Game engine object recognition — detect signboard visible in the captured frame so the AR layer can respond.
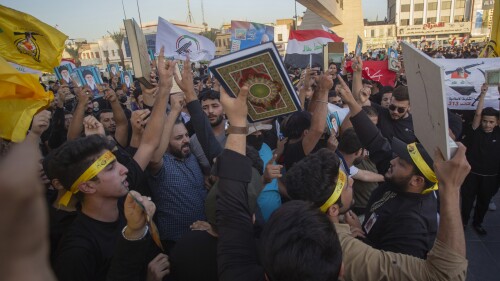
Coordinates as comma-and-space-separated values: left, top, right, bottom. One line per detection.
397, 22, 471, 36
435, 58, 500, 110
230, 20, 274, 52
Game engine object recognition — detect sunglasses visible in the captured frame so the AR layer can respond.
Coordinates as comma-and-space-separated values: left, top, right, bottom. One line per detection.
389, 104, 407, 114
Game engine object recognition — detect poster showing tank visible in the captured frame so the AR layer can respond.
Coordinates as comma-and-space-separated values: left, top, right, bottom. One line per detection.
230, 20, 274, 52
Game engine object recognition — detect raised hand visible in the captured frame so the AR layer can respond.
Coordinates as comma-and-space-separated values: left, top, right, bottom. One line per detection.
174, 57, 195, 95
336, 74, 356, 106
351, 56, 363, 73
170, 93, 186, 114
130, 109, 151, 135
219, 86, 249, 127
157, 46, 176, 92
123, 190, 156, 239
103, 86, 118, 103
30, 110, 51, 137
263, 154, 283, 184
83, 115, 105, 136
316, 73, 334, 92
433, 143, 470, 192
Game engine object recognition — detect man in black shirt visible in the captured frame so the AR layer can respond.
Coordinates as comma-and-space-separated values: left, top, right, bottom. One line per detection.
461, 84, 500, 235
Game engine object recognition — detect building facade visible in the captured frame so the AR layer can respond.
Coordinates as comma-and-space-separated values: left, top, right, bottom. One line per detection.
364, 21, 398, 49
387, 0, 474, 44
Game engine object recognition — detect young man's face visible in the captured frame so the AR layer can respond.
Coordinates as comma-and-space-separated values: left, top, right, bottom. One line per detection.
201, 99, 224, 127
385, 157, 415, 191
328, 96, 343, 106
381, 92, 392, 108
168, 123, 191, 159
99, 112, 116, 133
481, 115, 498, 133
91, 151, 129, 197
389, 98, 410, 120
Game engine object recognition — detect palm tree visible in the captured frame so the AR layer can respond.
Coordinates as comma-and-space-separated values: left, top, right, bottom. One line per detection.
64, 43, 81, 66
108, 31, 126, 69
199, 29, 217, 42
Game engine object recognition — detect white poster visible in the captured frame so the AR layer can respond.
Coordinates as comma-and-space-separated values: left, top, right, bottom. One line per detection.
434, 58, 500, 110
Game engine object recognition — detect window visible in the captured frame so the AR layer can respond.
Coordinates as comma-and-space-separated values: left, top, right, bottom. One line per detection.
95, 52, 100, 59
414, 18, 423, 25
414, 3, 424, 11
371, 30, 375, 37
400, 19, 410, 26
278, 34, 283, 41
455, 0, 466, 8
111, 50, 115, 56
387, 28, 393, 36
454, 15, 464, 22
441, 1, 452, 10
103, 50, 109, 58
441, 16, 450, 22
91, 52, 94, 59
427, 17, 437, 23
401, 4, 410, 12
427, 2, 438, 10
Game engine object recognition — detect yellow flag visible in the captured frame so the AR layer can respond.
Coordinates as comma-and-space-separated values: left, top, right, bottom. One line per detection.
479, 1, 500, 58
0, 56, 53, 142
0, 5, 68, 72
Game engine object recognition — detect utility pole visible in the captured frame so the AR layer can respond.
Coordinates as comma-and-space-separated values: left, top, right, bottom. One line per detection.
121, 0, 127, 19
136, 0, 143, 28
186, 0, 194, 23
201, 0, 208, 31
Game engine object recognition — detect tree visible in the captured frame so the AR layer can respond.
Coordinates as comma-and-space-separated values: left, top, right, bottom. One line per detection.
199, 29, 217, 42
108, 31, 126, 69
64, 43, 81, 66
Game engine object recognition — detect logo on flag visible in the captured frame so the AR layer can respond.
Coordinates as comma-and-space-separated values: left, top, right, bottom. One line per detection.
14, 31, 42, 62
175, 35, 201, 55
155, 17, 215, 62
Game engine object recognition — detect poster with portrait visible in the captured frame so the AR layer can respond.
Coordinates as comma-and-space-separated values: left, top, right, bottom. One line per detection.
107, 64, 120, 78
230, 20, 274, 52
120, 70, 133, 88
388, 47, 400, 72
54, 63, 74, 85
355, 36, 363, 57
75, 66, 104, 99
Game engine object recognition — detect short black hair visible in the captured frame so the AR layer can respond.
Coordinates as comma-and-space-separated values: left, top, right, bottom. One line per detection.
96, 109, 113, 121
328, 90, 338, 98
362, 105, 378, 117
260, 200, 343, 281
282, 111, 311, 140
392, 85, 409, 102
46, 135, 114, 192
482, 107, 499, 118
198, 89, 220, 102
338, 128, 362, 154
285, 148, 341, 208
82, 69, 93, 78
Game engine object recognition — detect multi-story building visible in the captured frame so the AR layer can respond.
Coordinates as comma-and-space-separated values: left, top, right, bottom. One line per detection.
364, 20, 398, 49
387, 0, 473, 44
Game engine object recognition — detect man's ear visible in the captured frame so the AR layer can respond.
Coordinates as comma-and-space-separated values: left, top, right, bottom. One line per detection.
410, 175, 425, 189
327, 204, 340, 218
51, 179, 65, 191
78, 181, 97, 195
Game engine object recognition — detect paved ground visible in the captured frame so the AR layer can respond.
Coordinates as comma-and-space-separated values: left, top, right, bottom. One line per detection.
465, 192, 500, 281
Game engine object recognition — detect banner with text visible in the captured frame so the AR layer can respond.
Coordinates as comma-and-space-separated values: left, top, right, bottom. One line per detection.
230, 20, 274, 52
434, 58, 500, 110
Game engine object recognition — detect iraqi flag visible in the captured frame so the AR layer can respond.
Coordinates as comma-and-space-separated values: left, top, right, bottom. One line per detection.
284, 29, 343, 69
155, 17, 215, 62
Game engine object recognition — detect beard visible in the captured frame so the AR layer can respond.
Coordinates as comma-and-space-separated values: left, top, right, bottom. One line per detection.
169, 143, 191, 159
384, 174, 412, 193
209, 115, 224, 127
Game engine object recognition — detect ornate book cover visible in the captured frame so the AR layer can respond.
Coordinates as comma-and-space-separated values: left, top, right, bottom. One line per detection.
209, 42, 300, 122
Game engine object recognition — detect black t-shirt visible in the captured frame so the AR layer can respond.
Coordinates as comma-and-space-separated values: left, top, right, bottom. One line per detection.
462, 125, 500, 175
372, 102, 417, 144
113, 146, 151, 197
53, 212, 125, 281
282, 140, 306, 172
49, 207, 77, 265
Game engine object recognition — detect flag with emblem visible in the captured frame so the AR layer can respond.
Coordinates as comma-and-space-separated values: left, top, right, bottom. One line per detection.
155, 17, 215, 62
0, 5, 67, 72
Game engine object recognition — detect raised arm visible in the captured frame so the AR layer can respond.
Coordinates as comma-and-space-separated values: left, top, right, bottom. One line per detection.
133, 47, 175, 171
472, 83, 487, 130
302, 74, 332, 155
148, 94, 185, 175
103, 87, 129, 147
351, 56, 366, 105
67, 86, 90, 140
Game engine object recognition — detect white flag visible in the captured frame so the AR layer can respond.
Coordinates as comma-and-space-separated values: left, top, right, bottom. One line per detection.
155, 17, 215, 62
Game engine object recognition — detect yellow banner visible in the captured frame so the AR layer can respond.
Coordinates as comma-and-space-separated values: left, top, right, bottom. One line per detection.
0, 56, 53, 142
0, 5, 68, 72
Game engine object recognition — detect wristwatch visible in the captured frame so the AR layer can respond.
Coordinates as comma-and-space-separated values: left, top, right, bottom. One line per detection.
226, 125, 248, 135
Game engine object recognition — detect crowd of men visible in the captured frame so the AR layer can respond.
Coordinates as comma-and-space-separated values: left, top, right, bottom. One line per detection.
2, 39, 500, 281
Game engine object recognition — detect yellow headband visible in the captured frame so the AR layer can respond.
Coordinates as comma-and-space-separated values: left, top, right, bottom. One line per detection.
406, 143, 438, 195
320, 170, 347, 213
59, 151, 116, 206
